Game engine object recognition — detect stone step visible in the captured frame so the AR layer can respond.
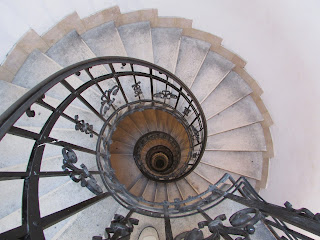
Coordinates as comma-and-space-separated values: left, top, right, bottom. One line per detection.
152, 27, 182, 74
0, 81, 104, 131
110, 154, 140, 188
40, 178, 106, 239
109, 140, 134, 154
195, 161, 257, 188
117, 115, 143, 140
129, 175, 148, 197
81, 21, 127, 57
45, 30, 124, 108
128, 111, 150, 135
80, 21, 138, 103
176, 178, 198, 201
0, 177, 104, 238
207, 95, 263, 136
166, 182, 182, 202
175, 36, 210, 88
184, 171, 212, 194
190, 51, 234, 103
167, 117, 189, 150
142, 179, 156, 202
0, 125, 97, 170
11, 49, 101, 111
201, 151, 263, 180
206, 123, 266, 151
0, 152, 98, 226
201, 71, 252, 119
142, 109, 158, 131
155, 109, 168, 132
48, 128, 98, 151
171, 199, 273, 239
111, 125, 136, 147
155, 182, 167, 202
117, 22, 154, 63
0, 80, 27, 115
53, 196, 118, 240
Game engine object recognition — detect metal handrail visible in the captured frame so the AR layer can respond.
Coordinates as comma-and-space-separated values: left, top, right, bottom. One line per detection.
0, 57, 208, 238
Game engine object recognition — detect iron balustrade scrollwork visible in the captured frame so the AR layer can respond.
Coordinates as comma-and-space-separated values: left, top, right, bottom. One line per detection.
0, 56, 318, 240
92, 210, 139, 240
62, 147, 103, 195
74, 115, 94, 138
100, 85, 120, 116
0, 56, 207, 239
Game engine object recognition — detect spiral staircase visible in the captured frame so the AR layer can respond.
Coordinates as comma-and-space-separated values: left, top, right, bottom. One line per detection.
0, 6, 319, 240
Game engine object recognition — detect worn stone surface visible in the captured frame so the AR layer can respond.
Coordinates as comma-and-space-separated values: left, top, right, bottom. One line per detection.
195, 159, 258, 187
0, 66, 14, 82
117, 22, 154, 101
115, 9, 158, 27
201, 71, 252, 119
182, 28, 222, 48
206, 123, 266, 151
129, 111, 150, 134
2, 45, 28, 75
42, 12, 86, 47
82, 21, 127, 57
0, 80, 103, 130
39, 180, 98, 238
130, 176, 148, 197
207, 95, 263, 135
175, 36, 210, 88
46, 30, 97, 66
234, 66, 263, 96
82, 6, 120, 30
16, 29, 49, 54
166, 182, 182, 202
155, 182, 167, 202
55, 196, 119, 240
153, 17, 192, 28
112, 126, 136, 146
191, 51, 234, 103
46, 30, 125, 108
12, 49, 101, 110
185, 171, 211, 193
201, 151, 263, 180
142, 179, 156, 201
110, 154, 140, 187
117, 22, 154, 63
152, 27, 182, 73
176, 178, 198, 199
117, 115, 142, 140
0, 80, 27, 115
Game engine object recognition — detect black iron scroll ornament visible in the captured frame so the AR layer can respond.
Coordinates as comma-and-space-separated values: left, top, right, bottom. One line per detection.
154, 90, 177, 99
284, 201, 320, 222
100, 85, 120, 116
75, 115, 94, 138
132, 81, 143, 97
62, 147, 102, 195
175, 208, 262, 240
92, 213, 139, 240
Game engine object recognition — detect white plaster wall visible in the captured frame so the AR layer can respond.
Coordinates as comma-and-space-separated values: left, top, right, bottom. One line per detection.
0, 0, 319, 213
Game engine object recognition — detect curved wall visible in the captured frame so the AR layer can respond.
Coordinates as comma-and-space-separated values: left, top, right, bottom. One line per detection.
0, 0, 319, 212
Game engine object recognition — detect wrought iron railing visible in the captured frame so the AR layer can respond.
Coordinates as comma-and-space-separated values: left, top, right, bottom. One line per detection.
0, 57, 207, 238
0, 57, 319, 239
91, 174, 320, 240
